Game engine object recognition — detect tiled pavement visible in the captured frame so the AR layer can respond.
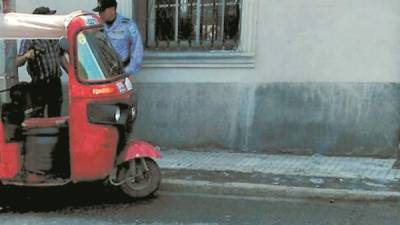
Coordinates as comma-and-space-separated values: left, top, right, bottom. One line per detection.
157, 150, 400, 181
156, 150, 400, 200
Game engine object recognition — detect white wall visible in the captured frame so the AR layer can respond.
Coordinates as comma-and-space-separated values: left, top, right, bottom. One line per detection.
138, 0, 400, 83
256, 0, 400, 83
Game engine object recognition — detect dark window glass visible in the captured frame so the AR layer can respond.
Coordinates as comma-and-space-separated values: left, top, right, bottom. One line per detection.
135, 0, 241, 51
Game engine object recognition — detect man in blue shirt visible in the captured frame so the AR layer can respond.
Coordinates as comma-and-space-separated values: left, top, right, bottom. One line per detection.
93, 0, 144, 76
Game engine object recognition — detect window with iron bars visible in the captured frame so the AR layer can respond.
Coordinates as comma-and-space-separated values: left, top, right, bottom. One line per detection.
134, 0, 242, 51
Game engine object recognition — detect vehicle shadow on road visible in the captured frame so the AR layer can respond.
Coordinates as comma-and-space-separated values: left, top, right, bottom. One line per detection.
0, 183, 159, 213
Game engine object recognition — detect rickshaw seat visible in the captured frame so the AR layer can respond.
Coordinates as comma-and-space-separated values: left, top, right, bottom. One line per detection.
22, 116, 69, 129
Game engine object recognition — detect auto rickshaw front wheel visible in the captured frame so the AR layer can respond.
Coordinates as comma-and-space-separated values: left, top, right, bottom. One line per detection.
118, 158, 161, 198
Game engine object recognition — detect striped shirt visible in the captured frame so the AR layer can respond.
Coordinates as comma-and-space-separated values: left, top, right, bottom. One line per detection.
18, 40, 63, 81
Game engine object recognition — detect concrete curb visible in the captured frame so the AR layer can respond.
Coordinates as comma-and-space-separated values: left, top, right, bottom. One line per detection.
160, 179, 400, 201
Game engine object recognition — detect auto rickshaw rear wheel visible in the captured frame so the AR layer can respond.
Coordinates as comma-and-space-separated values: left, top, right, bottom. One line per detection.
118, 158, 161, 198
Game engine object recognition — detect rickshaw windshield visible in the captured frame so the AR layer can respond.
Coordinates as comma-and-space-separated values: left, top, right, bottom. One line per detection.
76, 28, 124, 82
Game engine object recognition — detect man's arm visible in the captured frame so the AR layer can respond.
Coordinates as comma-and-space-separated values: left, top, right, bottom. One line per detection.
15, 49, 34, 67
15, 40, 34, 67
125, 20, 144, 75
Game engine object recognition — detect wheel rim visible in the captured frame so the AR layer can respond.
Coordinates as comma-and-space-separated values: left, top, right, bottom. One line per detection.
126, 165, 152, 191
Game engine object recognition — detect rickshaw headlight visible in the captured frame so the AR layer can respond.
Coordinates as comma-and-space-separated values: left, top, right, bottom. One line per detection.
115, 107, 121, 122
88, 103, 128, 126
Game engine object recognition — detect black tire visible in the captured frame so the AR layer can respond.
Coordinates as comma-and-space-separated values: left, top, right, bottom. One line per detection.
120, 158, 161, 198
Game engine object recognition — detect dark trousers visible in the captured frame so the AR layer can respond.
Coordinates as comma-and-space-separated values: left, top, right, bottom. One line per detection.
30, 77, 62, 117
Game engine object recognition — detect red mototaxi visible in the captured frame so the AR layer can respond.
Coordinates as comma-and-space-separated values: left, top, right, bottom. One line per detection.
0, 11, 161, 198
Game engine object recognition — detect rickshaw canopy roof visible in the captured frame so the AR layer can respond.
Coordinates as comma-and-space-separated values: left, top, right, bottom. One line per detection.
0, 11, 89, 39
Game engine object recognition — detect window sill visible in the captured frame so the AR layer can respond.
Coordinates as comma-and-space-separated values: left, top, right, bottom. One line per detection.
142, 51, 256, 68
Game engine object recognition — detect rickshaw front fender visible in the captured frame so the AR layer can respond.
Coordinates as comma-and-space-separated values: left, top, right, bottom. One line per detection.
117, 140, 161, 165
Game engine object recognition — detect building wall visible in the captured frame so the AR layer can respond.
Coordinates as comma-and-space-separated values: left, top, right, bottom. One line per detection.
255, 0, 400, 83
138, 0, 400, 83
12, 0, 400, 157
135, 0, 400, 157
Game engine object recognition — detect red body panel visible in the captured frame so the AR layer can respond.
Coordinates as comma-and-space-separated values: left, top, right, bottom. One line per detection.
0, 143, 20, 179
120, 140, 161, 164
67, 15, 136, 181
69, 97, 119, 181
0, 123, 21, 179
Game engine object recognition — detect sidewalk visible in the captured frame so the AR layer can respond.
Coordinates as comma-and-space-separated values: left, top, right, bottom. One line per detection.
155, 149, 400, 201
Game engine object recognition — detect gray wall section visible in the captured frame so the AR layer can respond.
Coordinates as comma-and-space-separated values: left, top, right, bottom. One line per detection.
251, 83, 400, 157
133, 83, 245, 150
133, 83, 400, 158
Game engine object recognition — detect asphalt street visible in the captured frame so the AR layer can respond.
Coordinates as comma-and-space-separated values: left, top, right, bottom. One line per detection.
0, 185, 398, 225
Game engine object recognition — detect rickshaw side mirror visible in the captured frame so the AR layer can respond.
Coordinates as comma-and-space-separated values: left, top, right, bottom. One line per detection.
59, 37, 69, 52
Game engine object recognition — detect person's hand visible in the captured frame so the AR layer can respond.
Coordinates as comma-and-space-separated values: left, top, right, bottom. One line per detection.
24, 49, 35, 60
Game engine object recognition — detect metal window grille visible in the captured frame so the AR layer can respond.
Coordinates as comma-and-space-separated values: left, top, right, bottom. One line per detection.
141, 0, 241, 51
